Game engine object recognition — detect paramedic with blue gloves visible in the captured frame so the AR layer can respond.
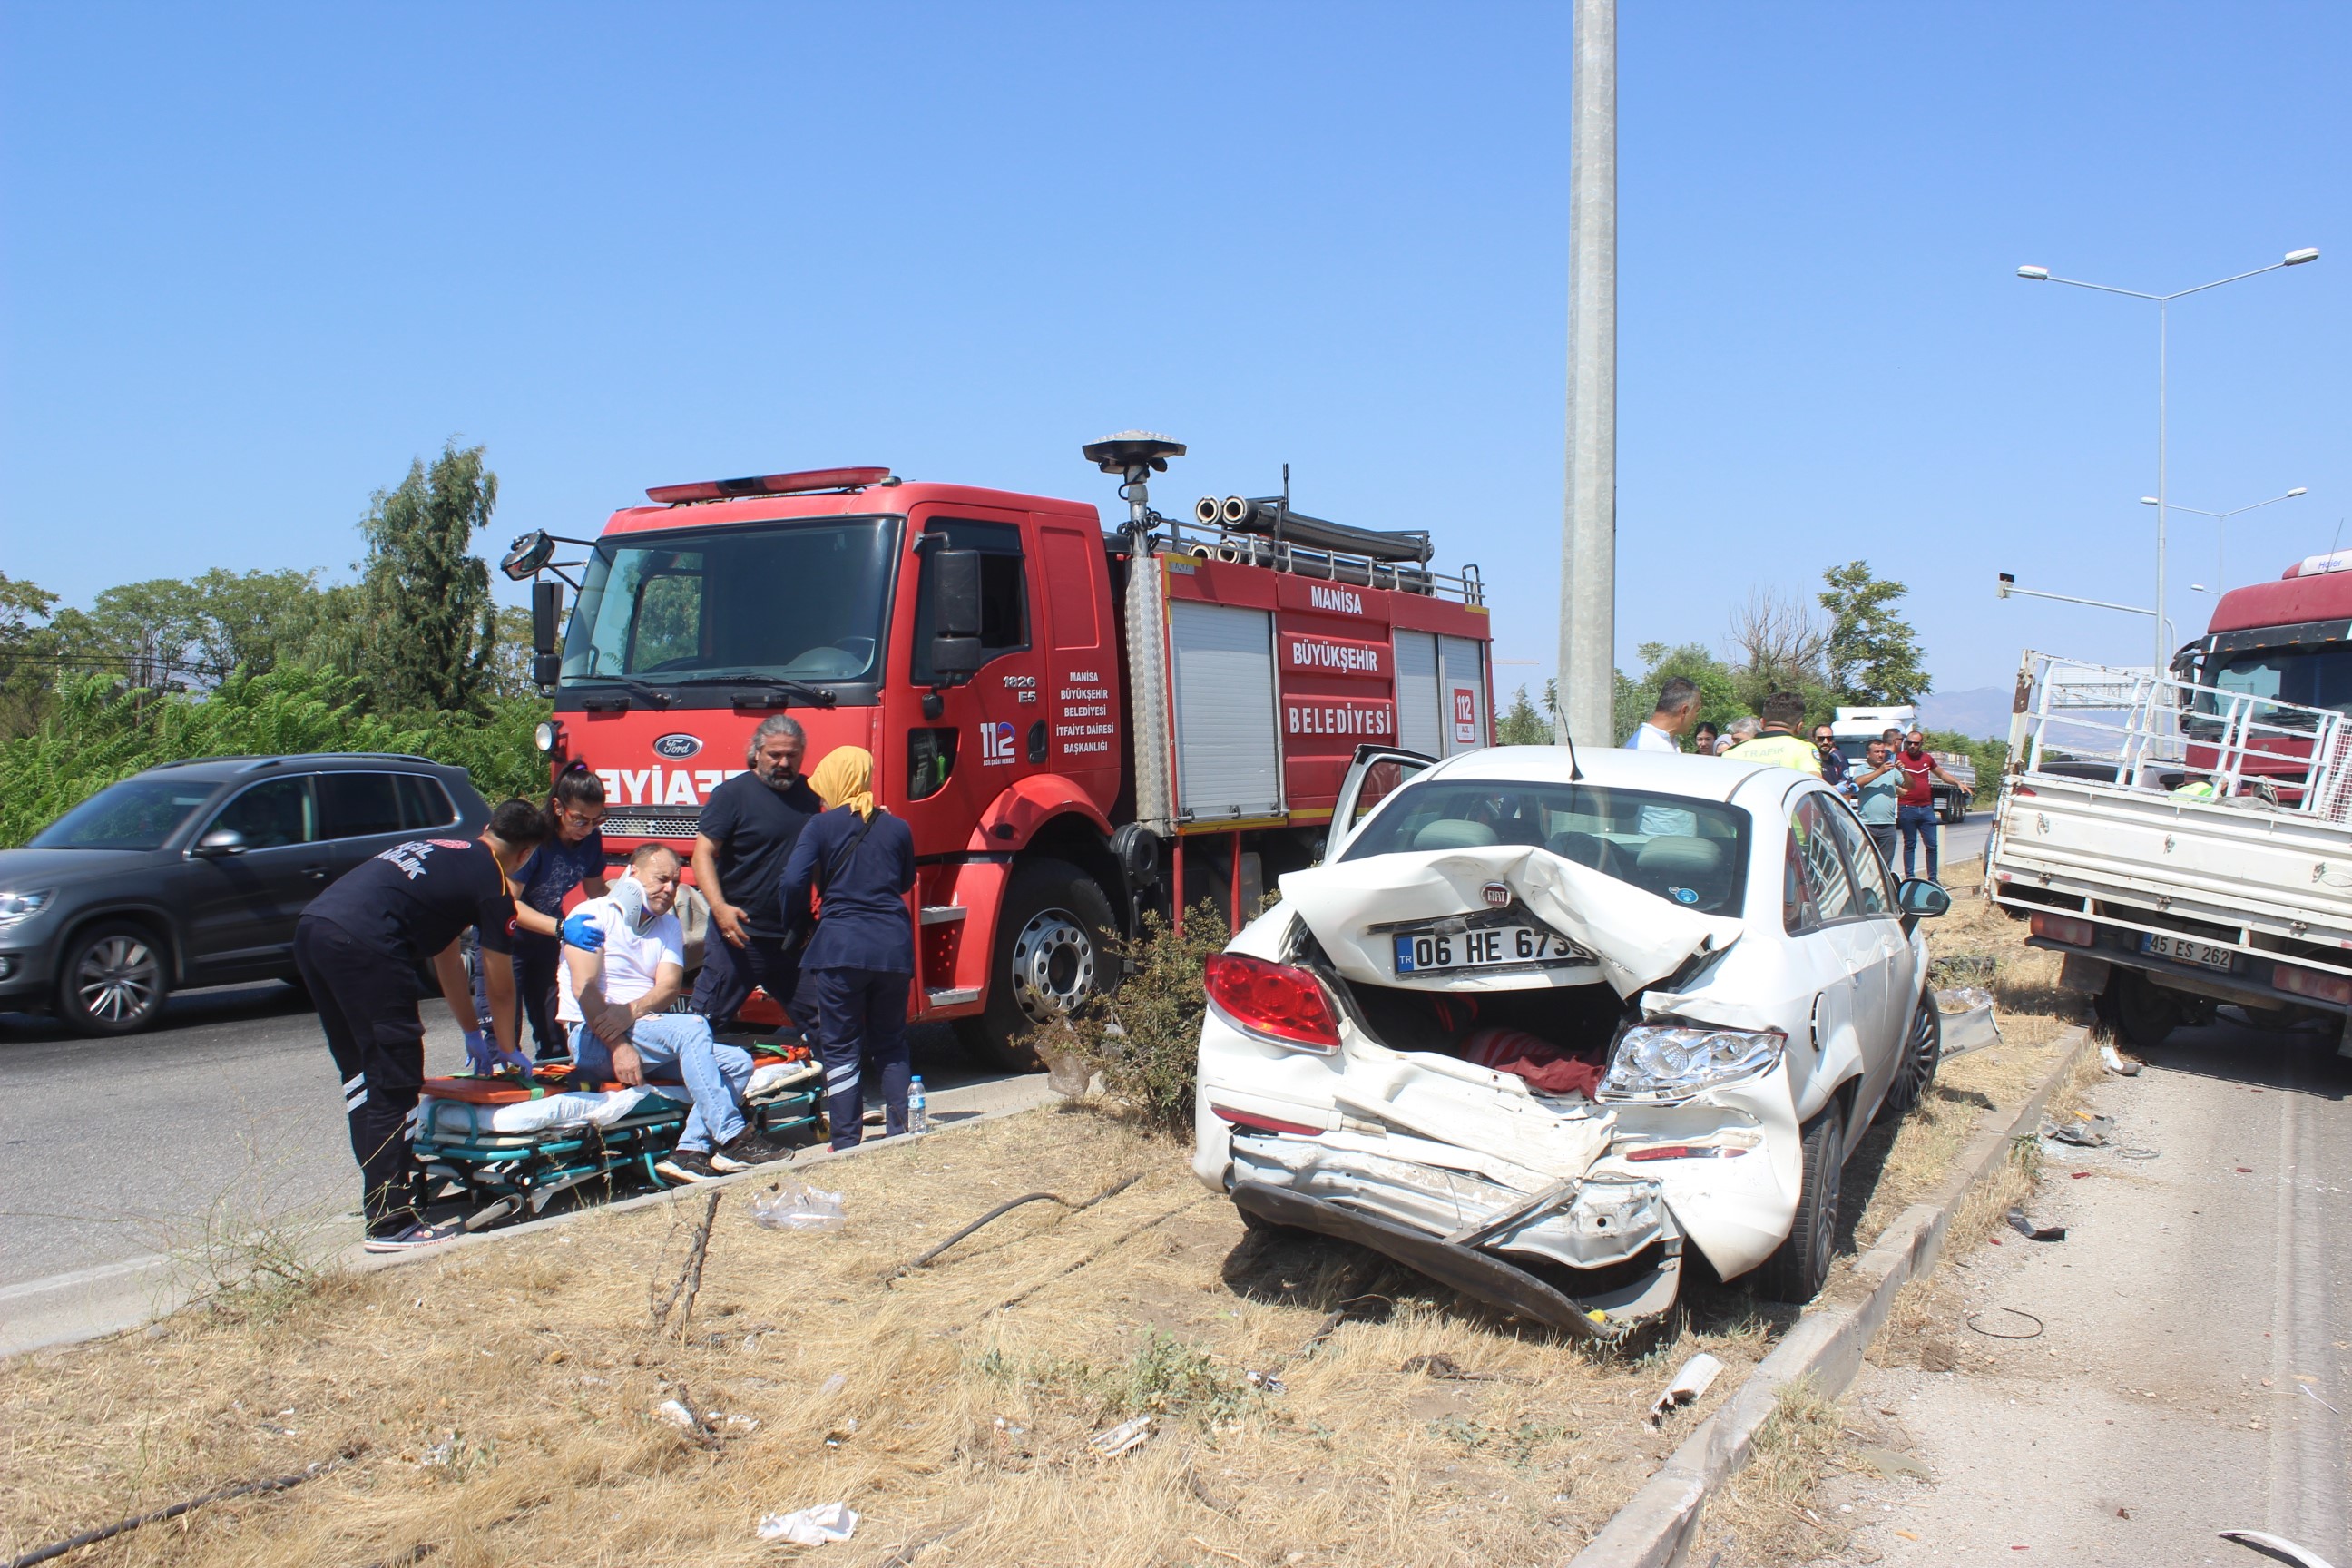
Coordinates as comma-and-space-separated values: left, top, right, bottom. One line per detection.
778, 747, 916, 1151
496, 765, 610, 1059
561, 843, 776, 1181
295, 799, 550, 1252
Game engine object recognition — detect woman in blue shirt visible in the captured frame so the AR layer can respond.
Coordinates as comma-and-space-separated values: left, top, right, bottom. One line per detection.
779, 747, 917, 1149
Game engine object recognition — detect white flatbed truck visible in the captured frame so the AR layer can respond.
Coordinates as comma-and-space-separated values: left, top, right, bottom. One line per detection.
1986, 652, 2352, 1052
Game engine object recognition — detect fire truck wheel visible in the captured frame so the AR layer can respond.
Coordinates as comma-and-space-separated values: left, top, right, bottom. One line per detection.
958, 858, 1118, 1072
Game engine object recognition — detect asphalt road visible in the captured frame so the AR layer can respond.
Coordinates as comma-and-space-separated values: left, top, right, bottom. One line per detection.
0, 983, 1018, 1294
1828, 1014, 2352, 1563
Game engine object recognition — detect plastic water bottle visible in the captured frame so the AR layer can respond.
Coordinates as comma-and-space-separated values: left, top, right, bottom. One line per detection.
907, 1076, 930, 1136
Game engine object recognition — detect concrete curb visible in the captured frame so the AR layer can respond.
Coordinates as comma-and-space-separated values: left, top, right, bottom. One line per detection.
1, 1077, 1061, 1360
1568, 1025, 2092, 1568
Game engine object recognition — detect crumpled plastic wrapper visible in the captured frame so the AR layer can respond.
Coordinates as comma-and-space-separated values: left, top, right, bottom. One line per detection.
750, 1180, 847, 1232
757, 1502, 858, 1544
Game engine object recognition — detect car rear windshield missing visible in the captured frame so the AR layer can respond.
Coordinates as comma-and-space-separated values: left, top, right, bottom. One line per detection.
1340, 779, 1750, 915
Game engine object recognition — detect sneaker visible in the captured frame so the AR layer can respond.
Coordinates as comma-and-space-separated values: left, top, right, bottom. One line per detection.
657, 1146, 751, 1183
720, 1131, 791, 1166
362, 1219, 466, 1253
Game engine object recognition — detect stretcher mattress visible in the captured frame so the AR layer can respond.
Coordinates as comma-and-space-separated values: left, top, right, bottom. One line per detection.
417, 1059, 818, 1136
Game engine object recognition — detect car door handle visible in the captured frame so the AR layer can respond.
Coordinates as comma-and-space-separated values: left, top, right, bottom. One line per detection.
303, 865, 331, 881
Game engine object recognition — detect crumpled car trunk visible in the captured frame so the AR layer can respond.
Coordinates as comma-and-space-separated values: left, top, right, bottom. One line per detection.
1280, 844, 1744, 999
1217, 847, 1752, 1336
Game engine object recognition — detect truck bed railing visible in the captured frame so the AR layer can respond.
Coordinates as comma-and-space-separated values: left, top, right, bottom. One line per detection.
2006, 652, 2352, 819
1149, 513, 1485, 605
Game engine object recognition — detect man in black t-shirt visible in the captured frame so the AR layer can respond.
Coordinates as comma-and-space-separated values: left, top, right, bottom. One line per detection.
690, 714, 825, 1035
295, 798, 551, 1251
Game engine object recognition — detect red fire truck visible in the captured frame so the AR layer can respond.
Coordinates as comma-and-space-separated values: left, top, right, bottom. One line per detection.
501, 435, 1494, 1066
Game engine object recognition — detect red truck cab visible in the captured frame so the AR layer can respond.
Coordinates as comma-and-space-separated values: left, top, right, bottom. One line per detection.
518, 449, 1493, 1066
2174, 551, 2352, 791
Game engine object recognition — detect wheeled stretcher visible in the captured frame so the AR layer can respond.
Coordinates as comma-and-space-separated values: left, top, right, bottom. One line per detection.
411, 1047, 823, 1229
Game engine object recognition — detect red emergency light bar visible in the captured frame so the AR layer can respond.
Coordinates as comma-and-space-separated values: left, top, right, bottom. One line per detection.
646, 466, 893, 505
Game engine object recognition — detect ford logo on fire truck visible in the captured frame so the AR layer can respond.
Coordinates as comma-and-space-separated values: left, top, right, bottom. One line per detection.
652, 734, 703, 760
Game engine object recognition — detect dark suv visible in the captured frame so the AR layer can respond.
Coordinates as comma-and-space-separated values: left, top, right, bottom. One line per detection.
0, 754, 492, 1035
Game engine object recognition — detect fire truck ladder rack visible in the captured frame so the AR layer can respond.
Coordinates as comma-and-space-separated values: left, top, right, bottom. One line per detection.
1155, 508, 1483, 606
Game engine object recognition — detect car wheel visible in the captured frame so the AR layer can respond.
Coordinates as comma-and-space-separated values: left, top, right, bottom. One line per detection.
1752, 1102, 1844, 1303
2104, 969, 2179, 1051
56, 922, 170, 1036
1878, 991, 1941, 1122
956, 858, 1118, 1073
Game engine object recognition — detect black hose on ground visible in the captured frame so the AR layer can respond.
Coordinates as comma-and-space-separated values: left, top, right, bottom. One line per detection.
4, 1449, 358, 1568
887, 1171, 1145, 1281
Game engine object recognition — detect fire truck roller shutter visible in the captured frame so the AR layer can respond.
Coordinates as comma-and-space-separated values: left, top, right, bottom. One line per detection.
1169, 601, 1284, 822
1393, 632, 1443, 756
1439, 635, 1488, 755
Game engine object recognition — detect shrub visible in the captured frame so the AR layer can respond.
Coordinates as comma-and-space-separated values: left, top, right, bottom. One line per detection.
1051, 900, 1233, 1133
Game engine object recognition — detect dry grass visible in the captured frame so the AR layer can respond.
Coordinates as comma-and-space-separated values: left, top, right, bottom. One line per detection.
0, 867, 2093, 1568
1, 1108, 1790, 1568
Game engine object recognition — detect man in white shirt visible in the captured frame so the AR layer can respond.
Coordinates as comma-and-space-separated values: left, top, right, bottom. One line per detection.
1627, 677, 1700, 753
560, 843, 766, 1181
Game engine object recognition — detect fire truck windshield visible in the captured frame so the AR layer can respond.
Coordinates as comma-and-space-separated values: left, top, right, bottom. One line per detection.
560, 518, 897, 689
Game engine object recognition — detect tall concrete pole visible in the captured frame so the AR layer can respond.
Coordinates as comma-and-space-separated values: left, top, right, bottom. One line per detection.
1557, 0, 1616, 746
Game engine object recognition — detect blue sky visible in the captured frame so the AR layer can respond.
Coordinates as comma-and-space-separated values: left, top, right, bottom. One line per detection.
4, 2, 2346, 705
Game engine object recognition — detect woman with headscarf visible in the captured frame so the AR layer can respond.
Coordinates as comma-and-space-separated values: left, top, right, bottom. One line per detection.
777, 747, 918, 1149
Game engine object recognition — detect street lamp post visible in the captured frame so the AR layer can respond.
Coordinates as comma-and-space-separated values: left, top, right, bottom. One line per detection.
2138, 486, 2308, 593
1995, 573, 2177, 652
2015, 247, 2318, 675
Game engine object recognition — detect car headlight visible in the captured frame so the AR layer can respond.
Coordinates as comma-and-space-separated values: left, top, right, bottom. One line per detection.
1600, 1022, 1787, 1102
0, 888, 55, 927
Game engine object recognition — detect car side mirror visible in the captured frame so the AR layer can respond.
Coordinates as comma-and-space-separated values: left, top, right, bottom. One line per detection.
1896, 878, 1951, 919
192, 828, 248, 858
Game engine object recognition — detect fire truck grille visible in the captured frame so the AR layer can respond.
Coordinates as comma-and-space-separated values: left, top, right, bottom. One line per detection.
599, 806, 703, 840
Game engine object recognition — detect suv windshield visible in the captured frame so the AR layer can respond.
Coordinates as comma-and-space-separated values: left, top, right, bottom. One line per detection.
561, 518, 898, 688
1340, 779, 1751, 916
32, 778, 221, 850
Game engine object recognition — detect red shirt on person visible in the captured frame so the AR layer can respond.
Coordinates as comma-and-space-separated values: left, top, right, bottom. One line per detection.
1897, 751, 1936, 807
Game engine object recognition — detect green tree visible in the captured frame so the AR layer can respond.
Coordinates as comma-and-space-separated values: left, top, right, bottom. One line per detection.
1494, 684, 1551, 745
1819, 560, 1931, 704
354, 441, 502, 715
0, 573, 62, 738
1615, 642, 1747, 743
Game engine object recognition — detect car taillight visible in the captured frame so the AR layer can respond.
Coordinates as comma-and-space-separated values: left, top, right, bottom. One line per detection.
1203, 953, 1341, 1053
1210, 1104, 1324, 1135
2030, 914, 2094, 946
2273, 964, 2352, 1004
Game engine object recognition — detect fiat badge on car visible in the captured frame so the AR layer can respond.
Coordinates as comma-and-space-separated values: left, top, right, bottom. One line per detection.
653, 734, 702, 760
1482, 881, 1511, 908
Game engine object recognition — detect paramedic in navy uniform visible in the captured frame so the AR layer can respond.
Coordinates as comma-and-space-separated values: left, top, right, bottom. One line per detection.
777, 746, 916, 1150
691, 713, 825, 1034
295, 799, 551, 1251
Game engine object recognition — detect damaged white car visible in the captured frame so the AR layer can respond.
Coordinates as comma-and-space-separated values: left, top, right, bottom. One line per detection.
1191, 743, 1952, 1340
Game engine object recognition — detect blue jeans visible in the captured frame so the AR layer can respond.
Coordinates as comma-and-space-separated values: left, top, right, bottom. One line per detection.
570, 1014, 751, 1152
1897, 803, 1940, 881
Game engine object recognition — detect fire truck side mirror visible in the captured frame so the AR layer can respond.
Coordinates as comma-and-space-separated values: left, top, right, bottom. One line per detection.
929, 549, 986, 683
531, 581, 564, 655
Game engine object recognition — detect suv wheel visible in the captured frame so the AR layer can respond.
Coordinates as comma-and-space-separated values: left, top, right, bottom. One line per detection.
1752, 1102, 1844, 1302
57, 922, 169, 1036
